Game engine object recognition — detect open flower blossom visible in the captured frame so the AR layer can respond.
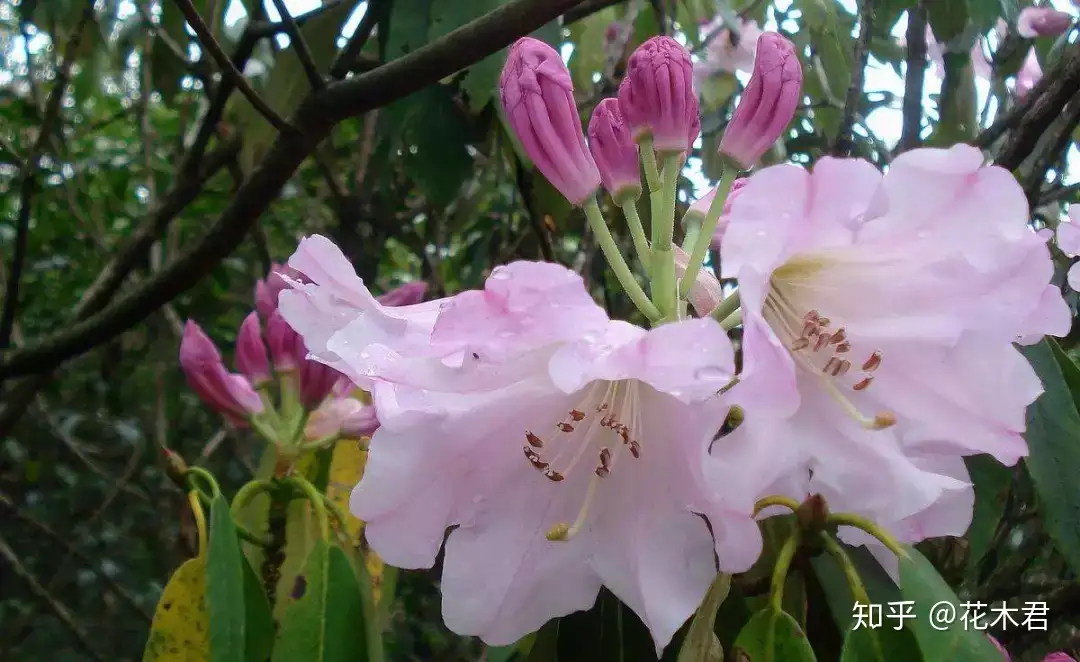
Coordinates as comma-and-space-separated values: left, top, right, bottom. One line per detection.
1017, 7, 1074, 38
695, 16, 762, 80
718, 32, 802, 169
619, 36, 700, 153
500, 37, 600, 206
1054, 204, 1080, 291
278, 234, 762, 653
709, 146, 1069, 560
1016, 48, 1044, 99
179, 320, 264, 427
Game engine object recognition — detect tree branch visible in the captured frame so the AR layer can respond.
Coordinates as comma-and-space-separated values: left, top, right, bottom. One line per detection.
0, 0, 584, 381
833, 0, 874, 157
563, 0, 625, 25
0, 4, 94, 350
330, 0, 390, 79
174, 0, 293, 133
897, 3, 927, 154
1023, 99, 1080, 207
268, 0, 325, 89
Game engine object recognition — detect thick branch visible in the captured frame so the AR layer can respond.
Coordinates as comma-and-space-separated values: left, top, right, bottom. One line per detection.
833, 0, 874, 156
564, 0, 625, 24
0, 0, 584, 380
174, 0, 293, 133
0, 4, 94, 350
897, 3, 927, 154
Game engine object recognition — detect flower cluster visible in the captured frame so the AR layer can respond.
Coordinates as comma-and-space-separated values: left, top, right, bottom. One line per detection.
179, 265, 427, 449
269, 24, 1070, 658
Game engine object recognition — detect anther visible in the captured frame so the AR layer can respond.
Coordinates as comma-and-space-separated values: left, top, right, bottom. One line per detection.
526, 431, 544, 448
599, 447, 611, 469
790, 337, 810, 351
558, 423, 575, 433
836, 359, 851, 376
629, 440, 641, 458
570, 409, 586, 421
801, 321, 818, 337
803, 310, 820, 322
817, 317, 831, 327
546, 523, 570, 541
835, 341, 851, 353
872, 412, 897, 430
544, 469, 565, 482
813, 333, 830, 352
862, 351, 882, 372
823, 357, 842, 376
829, 329, 846, 344
853, 376, 874, 391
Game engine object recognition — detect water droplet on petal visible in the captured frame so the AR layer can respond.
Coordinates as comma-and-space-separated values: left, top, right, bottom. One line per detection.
491, 267, 511, 281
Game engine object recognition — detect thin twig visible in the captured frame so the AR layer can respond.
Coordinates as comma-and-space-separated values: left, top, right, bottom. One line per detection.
174, 0, 294, 133
0, 535, 105, 662
1039, 182, 1080, 206
833, 0, 874, 156
898, 2, 927, 154
330, 0, 388, 79
1023, 99, 1080, 207
0, 3, 94, 350
268, 0, 325, 90
248, 0, 350, 38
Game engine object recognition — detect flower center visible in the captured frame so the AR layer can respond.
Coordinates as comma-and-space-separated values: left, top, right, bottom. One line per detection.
521, 380, 644, 541
764, 256, 896, 431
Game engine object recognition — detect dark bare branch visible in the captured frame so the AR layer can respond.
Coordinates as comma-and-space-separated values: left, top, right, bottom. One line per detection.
268, 0, 325, 89
331, 0, 390, 79
898, 3, 927, 154
833, 0, 874, 157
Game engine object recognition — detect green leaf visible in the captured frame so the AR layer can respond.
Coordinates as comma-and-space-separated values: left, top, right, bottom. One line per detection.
925, 0, 970, 44
402, 86, 472, 205
386, 0, 433, 60
930, 51, 977, 145
731, 608, 817, 662
569, 6, 618, 90
898, 546, 1001, 660
966, 0, 1002, 34
142, 557, 210, 662
677, 574, 730, 662
240, 552, 274, 662
272, 540, 370, 662
1021, 339, 1080, 576
524, 620, 560, 662
431, 0, 509, 110
206, 495, 247, 662
964, 454, 1011, 574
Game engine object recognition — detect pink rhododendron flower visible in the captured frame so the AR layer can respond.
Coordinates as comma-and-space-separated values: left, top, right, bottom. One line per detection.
695, 16, 762, 80
1055, 204, 1080, 291
1016, 48, 1044, 99
278, 235, 762, 652
1017, 7, 1074, 39
712, 147, 1068, 533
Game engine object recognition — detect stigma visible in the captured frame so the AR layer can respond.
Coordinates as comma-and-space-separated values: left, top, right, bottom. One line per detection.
521, 380, 644, 542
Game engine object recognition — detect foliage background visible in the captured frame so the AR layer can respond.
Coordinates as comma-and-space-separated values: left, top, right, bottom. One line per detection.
1, 0, 1079, 660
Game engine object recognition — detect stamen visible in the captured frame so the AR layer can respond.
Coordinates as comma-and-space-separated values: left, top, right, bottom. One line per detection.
570, 409, 586, 421
823, 357, 842, 375
817, 317, 831, 327
823, 380, 897, 431
813, 333, 830, 352
791, 337, 810, 351
803, 310, 820, 322
835, 341, 851, 353
544, 468, 565, 482
801, 321, 818, 337
558, 423, 575, 433
853, 376, 873, 391
829, 328, 846, 344
836, 359, 851, 376
629, 440, 641, 458
526, 432, 544, 448
524, 446, 549, 470
595, 447, 612, 477
862, 351, 882, 372
546, 472, 601, 541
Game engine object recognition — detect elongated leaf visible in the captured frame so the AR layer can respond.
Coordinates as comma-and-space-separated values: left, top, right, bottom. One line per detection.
677, 574, 730, 662
731, 608, 816, 662
839, 625, 921, 662
272, 540, 369, 662
240, 553, 274, 662
964, 454, 1011, 574
207, 495, 247, 662
898, 546, 1001, 660
142, 558, 210, 662
1022, 339, 1080, 576
525, 620, 560, 662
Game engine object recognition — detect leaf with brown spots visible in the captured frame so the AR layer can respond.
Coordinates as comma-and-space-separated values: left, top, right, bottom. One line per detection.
142, 557, 210, 662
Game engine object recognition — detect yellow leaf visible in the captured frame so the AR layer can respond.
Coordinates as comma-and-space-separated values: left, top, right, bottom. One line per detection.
327, 437, 387, 603
142, 557, 209, 662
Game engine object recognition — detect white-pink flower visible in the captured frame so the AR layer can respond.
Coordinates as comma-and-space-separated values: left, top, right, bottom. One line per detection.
713, 146, 1067, 520
695, 16, 762, 82
1055, 204, 1080, 291
278, 236, 762, 652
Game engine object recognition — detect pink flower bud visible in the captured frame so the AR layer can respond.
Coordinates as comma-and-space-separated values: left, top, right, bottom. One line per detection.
1043, 654, 1077, 662
255, 280, 275, 319
179, 320, 263, 426
376, 281, 428, 307
305, 398, 379, 440
1017, 7, 1073, 38
618, 36, 700, 153
299, 357, 341, 410
235, 312, 270, 387
500, 38, 601, 206
719, 32, 802, 169
673, 246, 723, 316
266, 309, 300, 371
588, 98, 641, 200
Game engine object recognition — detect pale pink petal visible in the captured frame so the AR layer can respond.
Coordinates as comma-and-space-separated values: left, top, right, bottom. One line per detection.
1057, 220, 1080, 256
1069, 263, 1080, 292
1016, 284, 1072, 343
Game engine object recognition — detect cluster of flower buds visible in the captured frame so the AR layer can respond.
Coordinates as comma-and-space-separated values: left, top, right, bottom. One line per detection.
499, 30, 801, 207
180, 264, 427, 446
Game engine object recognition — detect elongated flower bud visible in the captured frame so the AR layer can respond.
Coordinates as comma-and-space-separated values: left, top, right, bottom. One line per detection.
299, 356, 340, 410
500, 37, 600, 206
376, 281, 428, 307
588, 98, 641, 201
235, 312, 270, 387
673, 246, 723, 316
1017, 7, 1073, 38
719, 33, 802, 169
255, 279, 275, 319
305, 398, 379, 440
179, 320, 263, 426
267, 309, 300, 371
618, 36, 699, 153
